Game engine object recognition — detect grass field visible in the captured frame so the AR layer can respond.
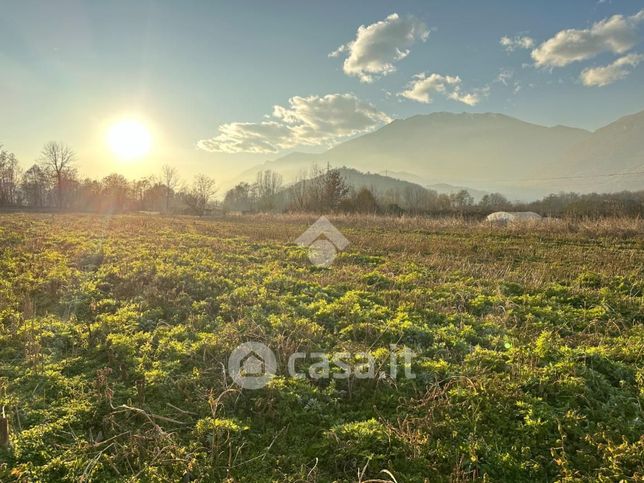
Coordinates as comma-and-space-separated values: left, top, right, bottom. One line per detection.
0, 213, 643, 482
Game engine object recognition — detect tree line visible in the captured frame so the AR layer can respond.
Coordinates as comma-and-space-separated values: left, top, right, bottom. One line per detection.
1, 142, 216, 215
2, 142, 642, 218
223, 165, 644, 218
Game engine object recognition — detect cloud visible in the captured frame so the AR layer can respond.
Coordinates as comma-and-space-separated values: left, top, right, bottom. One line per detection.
532, 10, 644, 67
580, 52, 643, 86
197, 122, 294, 154
330, 13, 429, 83
197, 94, 392, 153
400, 73, 484, 105
271, 94, 392, 144
500, 35, 535, 52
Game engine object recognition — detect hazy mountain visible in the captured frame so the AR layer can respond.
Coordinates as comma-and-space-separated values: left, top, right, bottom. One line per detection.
335, 167, 488, 199
375, 171, 488, 200
230, 111, 644, 200
425, 183, 488, 201
552, 110, 644, 193
376, 170, 428, 185
320, 113, 589, 185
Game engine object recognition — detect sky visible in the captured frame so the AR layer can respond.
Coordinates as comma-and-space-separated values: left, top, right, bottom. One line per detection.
1, 0, 644, 183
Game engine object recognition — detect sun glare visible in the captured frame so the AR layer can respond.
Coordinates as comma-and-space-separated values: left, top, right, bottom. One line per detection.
107, 119, 152, 160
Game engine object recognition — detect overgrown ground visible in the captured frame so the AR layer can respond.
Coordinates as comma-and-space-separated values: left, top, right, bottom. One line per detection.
0, 213, 643, 482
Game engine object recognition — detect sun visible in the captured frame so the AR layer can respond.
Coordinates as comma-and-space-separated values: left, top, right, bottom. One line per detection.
107, 119, 152, 160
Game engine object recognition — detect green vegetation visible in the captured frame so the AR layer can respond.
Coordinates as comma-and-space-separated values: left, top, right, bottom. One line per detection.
0, 213, 643, 482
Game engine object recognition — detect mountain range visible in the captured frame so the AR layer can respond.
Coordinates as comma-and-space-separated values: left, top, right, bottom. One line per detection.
230, 110, 644, 200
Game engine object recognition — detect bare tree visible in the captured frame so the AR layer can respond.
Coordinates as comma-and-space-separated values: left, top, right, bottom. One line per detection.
287, 165, 349, 212
480, 192, 511, 211
183, 174, 217, 215
22, 164, 50, 208
223, 182, 255, 212
101, 173, 131, 213
402, 185, 426, 213
352, 187, 378, 213
449, 190, 474, 213
290, 169, 309, 211
0, 145, 21, 207
132, 177, 152, 210
39, 142, 75, 209
255, 169, 282, 211
161, 165, 179, 212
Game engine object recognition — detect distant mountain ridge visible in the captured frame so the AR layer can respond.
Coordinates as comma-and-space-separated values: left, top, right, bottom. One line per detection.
329, 168, 429, 194
375, 171, 488, 200
229, 110, 644, 200
552, 110, 644, 193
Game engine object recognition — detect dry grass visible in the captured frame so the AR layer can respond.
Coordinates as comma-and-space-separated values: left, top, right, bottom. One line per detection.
231, 212, 644, 237
203, 213, 643, 287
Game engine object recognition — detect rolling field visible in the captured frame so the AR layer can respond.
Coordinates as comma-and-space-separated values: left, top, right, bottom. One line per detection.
0, 213, 643, 482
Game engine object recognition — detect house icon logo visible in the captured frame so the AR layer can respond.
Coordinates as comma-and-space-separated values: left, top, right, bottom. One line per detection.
295, 216, 349, 267
228, 342, 277, 389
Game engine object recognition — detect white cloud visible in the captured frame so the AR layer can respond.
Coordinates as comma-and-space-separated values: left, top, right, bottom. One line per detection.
580, 52, 643, 86
400, 73, 484, 105
197, 122, 293, 154
532, 10, 644, 67
197, 94, 392, 153
330, 13, 429, 83
500, 35, 535, 52
271, 94, 391, 144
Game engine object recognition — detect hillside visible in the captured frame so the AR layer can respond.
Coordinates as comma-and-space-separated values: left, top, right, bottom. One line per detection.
334, 168, 490, 201
272, 168, 487, 210
271, 168, 433, 210
327, 167, 429, 194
